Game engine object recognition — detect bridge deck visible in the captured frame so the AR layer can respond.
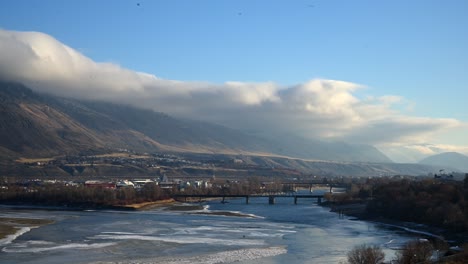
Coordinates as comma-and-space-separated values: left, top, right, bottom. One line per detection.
173, 194, 324, 198
173, 193, 324, 205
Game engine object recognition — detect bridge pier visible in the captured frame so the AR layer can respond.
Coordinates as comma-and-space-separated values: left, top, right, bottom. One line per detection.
268, 196, 275, 204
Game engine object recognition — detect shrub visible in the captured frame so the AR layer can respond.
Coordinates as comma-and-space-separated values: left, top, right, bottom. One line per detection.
347, 244, 385, 264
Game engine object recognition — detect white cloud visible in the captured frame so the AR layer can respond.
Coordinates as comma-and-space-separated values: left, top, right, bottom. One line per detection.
344, 116, 460, 144
0, 29, 465, 152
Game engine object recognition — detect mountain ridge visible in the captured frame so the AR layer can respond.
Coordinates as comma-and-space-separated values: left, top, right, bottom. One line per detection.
0, 81, 393, 164
419, 152, 468, 172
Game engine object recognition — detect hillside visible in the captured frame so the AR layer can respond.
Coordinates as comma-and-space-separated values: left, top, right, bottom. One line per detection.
419, 152, 468, 172
0, 83, 106, 157
0, 81, 393, 164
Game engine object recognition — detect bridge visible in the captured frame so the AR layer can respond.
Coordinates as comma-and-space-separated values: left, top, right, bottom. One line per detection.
279, 182, 347, 193
173, 193, 325, 205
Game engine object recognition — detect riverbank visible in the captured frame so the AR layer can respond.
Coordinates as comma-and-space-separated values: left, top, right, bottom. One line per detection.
111, 199, 176, 210
0, 198, 178, 211
326, 201, 368, 219
323, 201, 467, 246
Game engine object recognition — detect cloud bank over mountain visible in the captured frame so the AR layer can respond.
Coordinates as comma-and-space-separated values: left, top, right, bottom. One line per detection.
0, 29, 463, 158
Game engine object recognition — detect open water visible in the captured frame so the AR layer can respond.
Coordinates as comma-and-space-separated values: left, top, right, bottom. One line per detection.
0, 195, 420, 264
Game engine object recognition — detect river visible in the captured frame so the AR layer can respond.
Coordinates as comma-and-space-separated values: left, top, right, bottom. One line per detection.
0, 195, 420, 264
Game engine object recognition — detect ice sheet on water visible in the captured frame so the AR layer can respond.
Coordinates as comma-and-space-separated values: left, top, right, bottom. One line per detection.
0, 227, 31, 246
156, 247, 287, 264
2, 242, 116, 253
91, 233, 265, 246
90, 246, 287, 264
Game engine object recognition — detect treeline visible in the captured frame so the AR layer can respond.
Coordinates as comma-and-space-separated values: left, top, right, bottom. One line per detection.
0, 177, 274, 208
0, 183, 171, 208
182, 178, 282, 196
327, 176, 468, 232
368, 178, 468, 232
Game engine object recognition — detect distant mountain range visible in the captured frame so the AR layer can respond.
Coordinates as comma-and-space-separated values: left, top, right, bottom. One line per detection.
419, 152, 468, 172
0, 81, 393, 164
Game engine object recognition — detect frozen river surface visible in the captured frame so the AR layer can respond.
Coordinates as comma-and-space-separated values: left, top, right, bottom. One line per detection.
0, 196, 418, 263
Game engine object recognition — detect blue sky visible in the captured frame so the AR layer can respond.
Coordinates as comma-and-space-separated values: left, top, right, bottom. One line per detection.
1, 0, 468, 160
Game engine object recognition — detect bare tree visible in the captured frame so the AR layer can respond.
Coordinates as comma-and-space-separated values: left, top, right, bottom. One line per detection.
347, 244, 385, 264
394, 240, 433, 264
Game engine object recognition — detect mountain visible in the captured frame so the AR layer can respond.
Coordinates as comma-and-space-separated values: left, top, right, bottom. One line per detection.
267, 134, 392, 163
379, 144, 454, 164
0, 81, 392, 163
0, 81, 265, 158
0, 83, 105, 158
419, 152, 468, 172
